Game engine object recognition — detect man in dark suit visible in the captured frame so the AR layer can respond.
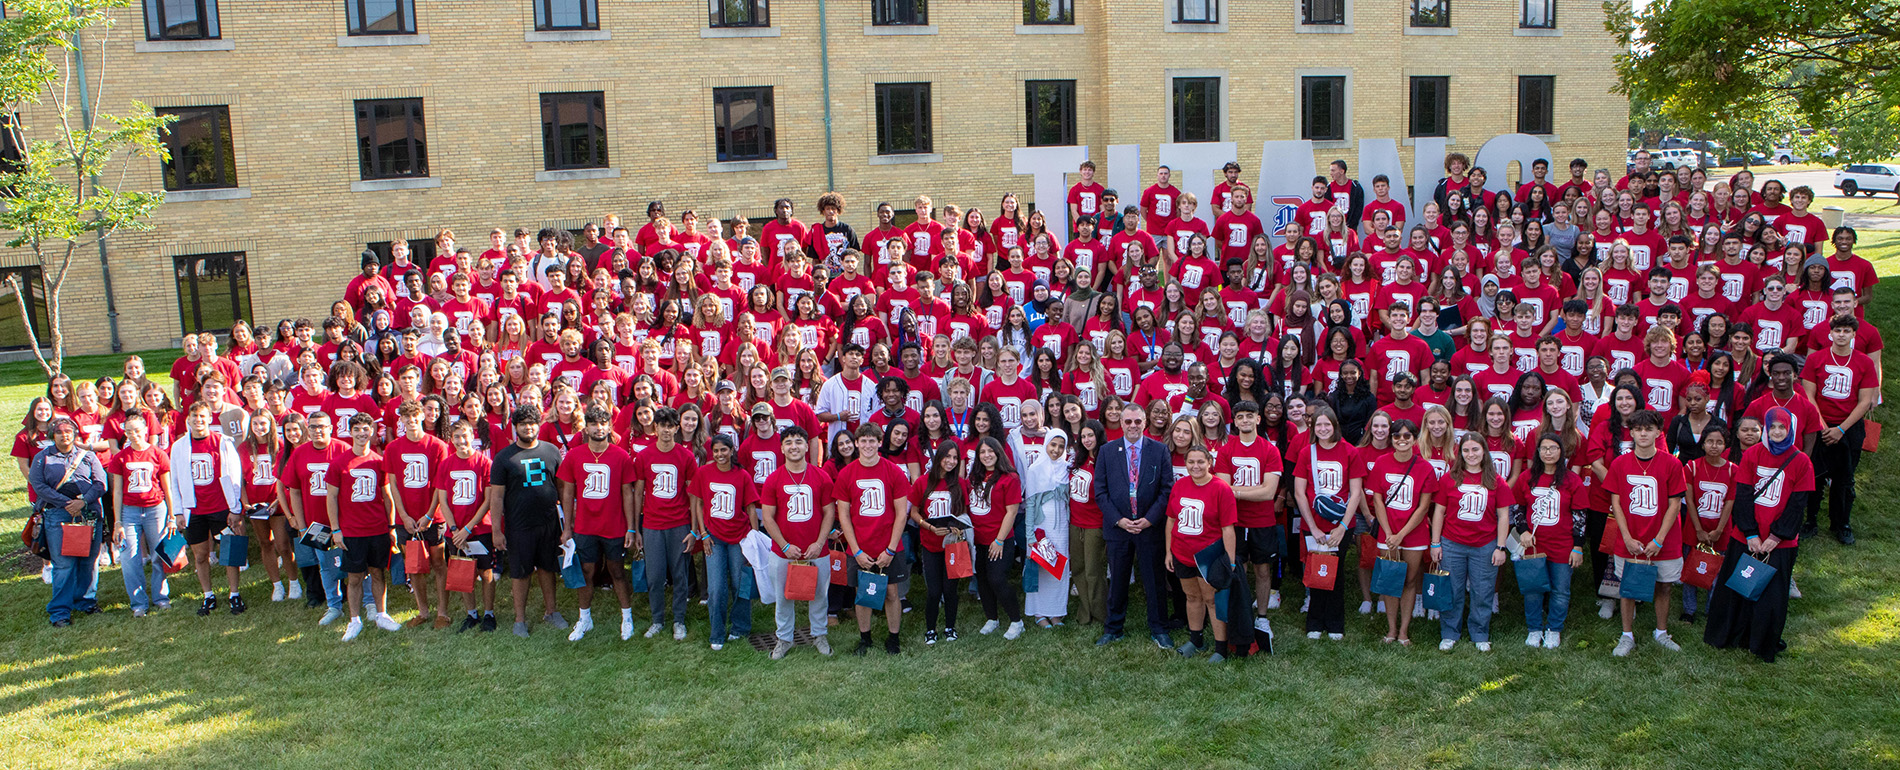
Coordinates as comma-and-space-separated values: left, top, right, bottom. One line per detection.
1091, 404, 1176, 648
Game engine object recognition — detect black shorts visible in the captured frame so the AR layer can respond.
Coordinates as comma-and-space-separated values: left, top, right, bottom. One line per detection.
455, 532, 495, 573
343, 533, 392, 574
846, 548, 912, 595
1246, 525, 1285, 564
397, 523, 443, 547
186, 511, 232, 545
573, 533, 627, 566
505, 523, 561, 580
1172, 558, 1203, 582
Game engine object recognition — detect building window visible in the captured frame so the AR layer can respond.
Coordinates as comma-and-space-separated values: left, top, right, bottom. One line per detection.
1302, 0, 1344, 25
1408, 76, 1448, 137
346, 0, 416, 35
713, 87, 776, 162
1521, 0, 1554, 28
1517, 75, 1555, 134
143, 0, 220, 40
534, 0, 597, 30
1024, 80, 1076, 147
1175, 0, 1217, 23
872, 0, 926, 25
0, 114, 21, 177
1171, 77, 1220, 143
1300, 76, 1346, 141
0, 267, 50, 351
874, 82, 932, 155
709, 0, 767, 28
1410, 0, 1448, 27
540, 92, 609, 170
354, 98, 428, 180
157, 106, 237, 191
366, 239, 439, 271
173, 252, 250, 334
1023, 0, 1072, 25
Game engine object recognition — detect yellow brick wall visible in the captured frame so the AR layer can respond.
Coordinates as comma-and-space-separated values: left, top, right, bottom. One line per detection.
19, 0, 1626, 356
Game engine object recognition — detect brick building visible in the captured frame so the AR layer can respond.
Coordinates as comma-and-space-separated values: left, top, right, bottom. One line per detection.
5, 0, 1626, 355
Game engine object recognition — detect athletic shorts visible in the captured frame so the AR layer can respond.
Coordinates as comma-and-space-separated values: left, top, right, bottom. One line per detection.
397, 523, 443, 547
455, 532, 495, 573
573, 533, 627, 566
504, 522, 561, 580
1614, 556, 1684, 585
343, 533, 392, 574
846, 549, 911, 597
1172, 557, 1203, 582
185, 511, 231, 545
1245, 525, 1284, 564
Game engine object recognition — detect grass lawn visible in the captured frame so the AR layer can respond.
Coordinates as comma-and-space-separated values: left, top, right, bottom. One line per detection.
1825, 194, 1900, 216
2, 304, 1899, 767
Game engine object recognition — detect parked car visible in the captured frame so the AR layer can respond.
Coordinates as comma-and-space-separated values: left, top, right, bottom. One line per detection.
1833, 164, 1900, 197
1773, 146, 1804, 164
1648, 148, 1701, 170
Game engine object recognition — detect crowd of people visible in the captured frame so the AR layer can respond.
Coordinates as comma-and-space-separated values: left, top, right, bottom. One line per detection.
20, 149, 1880, 663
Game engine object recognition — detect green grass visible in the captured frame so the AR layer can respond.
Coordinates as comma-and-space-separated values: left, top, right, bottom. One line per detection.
2, 307, 1899, 768
1825, 193, 1900, 216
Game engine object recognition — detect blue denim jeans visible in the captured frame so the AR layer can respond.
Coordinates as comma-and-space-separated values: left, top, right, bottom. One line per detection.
119, 504, 172, 612
705, 539, 753, 641
44, 508, 101, 623
1440, 540, 1499, 643
293, 539, 345, 611
1521, 557, 1573, 632
772, 556, 831, 643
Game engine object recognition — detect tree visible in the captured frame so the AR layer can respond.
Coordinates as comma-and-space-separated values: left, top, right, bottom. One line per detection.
1607, 0, 1900, 165
0, 0, 169, 378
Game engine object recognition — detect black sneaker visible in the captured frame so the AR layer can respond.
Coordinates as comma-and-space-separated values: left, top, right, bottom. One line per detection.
945, 627, 960, 642
198, 595, 218, 616
852, 638, 874, 656
457, 615, 480, 633
1679, 612, 1696, 624
479, 615, 497, 633
229, 595, 247, 615
924, 630, 938, 645
1835, 528, 1856, 546
1802, 521, 1819, 536
885, 635, 901, 655
304, 595, 322, 609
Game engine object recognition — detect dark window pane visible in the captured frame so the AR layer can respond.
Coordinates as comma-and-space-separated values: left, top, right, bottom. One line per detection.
1518, 76, 1554, 134
1023, 0, 1071, 24
1302, 0, 1344, 24
1522, 0, 1554, 27
348, 0, 415, 34
1172, 78, 1219, 143
875, 83, 931, 155
1409, 76, 1448, 137
0, 267, 50, 351
872, 0, 927, 25
1176, 0, 1216, 23
146, 0, 219, 40
1025, 80, 1076, 147
173, 253, 250, 335
355, 98, 428, 179
1410, 0, 1448, 27
541, 92, 609, 169
714, 87, 776, 162
536, 0, 597, 30
158, 106, 237, 190
710, 0, 768, 27
1301, 76, 1345, 141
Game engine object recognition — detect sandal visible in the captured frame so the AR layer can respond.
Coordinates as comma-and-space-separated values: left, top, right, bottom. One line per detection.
1382, 635, 1397, 644
1398, 638, 1413, 647
1034, 617, 1054, 629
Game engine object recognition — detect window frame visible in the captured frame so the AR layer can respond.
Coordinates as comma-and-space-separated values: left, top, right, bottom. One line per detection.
1407, 76, 1449, 138
1409, 0, 1449, 27
1022, 0, 1073, 25
871, 0, 927, 26
156, 105, 238, 191
1024, 80, 1077, 147
0, 113, 21, 178
1299, 75, 1347, 142
540, 92, 610, 171
354, 98, 429, 181
713, 86, 778, 162
874, 82, 933, 156
144, 0, 221, 41
1175, 0, 1217, 24
0, 266, 49, 351
1171, 76, 1221, 143
1520, 0, 1555, 28
708, 0, 769, 28
533, 0, 598, 31
1301, 0, 1345, 25
1517, 75, 1555, 134
346, 0, 417, 35
172, 252, 251, 336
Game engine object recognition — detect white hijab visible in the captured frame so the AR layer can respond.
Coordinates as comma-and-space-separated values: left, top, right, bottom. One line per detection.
1022, 428, 1071, 496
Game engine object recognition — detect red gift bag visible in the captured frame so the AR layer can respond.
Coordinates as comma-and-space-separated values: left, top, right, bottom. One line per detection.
944, 538, 975, 580
59, 522, 94, 557
404, 539, 432, 574
1357, 533, 1377, 570
785, 561, 819, 601
445, 556, 477, 593
1598, 517, 1620, 555
1863, 419, 1880, 453
1303, 551, 1340, 591
1028, 529, 1068, 578
1683, 546, 1721, 590
827, 548, 848, 585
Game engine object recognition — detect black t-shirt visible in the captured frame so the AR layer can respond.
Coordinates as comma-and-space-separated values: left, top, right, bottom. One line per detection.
490, 440, 564, 529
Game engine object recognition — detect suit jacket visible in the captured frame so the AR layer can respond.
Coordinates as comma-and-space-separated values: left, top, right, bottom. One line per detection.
1090, 437, 1174, 541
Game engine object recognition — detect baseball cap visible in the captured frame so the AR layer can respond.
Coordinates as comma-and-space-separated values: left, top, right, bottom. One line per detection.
750, 403, 774, 418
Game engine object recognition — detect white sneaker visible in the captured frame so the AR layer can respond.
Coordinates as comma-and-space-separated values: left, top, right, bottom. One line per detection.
1598, 598, 1615, 619
568, 616, 593, 642
1376, 600, 1387, 613
1412, 601, 1425, 618
1474, 641, 1492, 652
1789, 578, 1801, 599
41, 565, 51, 584
710, 642, 724, 651
1613, 634, 1636, 657
980, 620, 1000, 635
1543, 630, 1561, 649
620, 618, 635, 641
1357, 600, 1373, 614
673, 622, 687, 641
319, 608, 343, 626
644, 623, 663, 638
1526, 631, 1544, 648
1266, 591, 1282, 610
1300, 596, 1311, 613
1438, 639, 1455, 652
1253, 617, 1272, 634
1307, 631, 1322, 640
1653, 631, 1681, 652
1004, 621, 1025, 640
1428, 609, 1440, 620
287, 581, 303, 600
1328, 633, 1343, 641
374, 613, 402, 632
342, 618, 363, 641
271, 582, 286, 602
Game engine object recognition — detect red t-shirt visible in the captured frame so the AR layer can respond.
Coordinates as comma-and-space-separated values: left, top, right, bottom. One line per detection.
692, 463, 758, 545
283, 441, 347, 528
1604, 451, 1687, 558
1292, 439, 1361, 511
240, 447, 278, 506
1633, 358, 1690, 414
632, 444, 697, 530
1435, 469, 1516, 548
1729, 444, 1815, 549
557, 444, 633, 538
324, 449, 390, 538
1801, 349, 1876, 424
761, 464, 834, 558
1132, 369, 1189, 407
1684, 458, 1734, 542
737, 431, 785, 484
1214, 435, 1282, 529
1741, 392, 1823, 444
1367, 454, 1438, 548
1168, 475, 1238, 565
1067, 458, 1103, 529
1513, 471, 1586, 556
182, 435, 231, 517
907, 477, 958, 554
108, 445, 171, 508
434, 451, 493, 535
832, 457, 912, 555
383, 433, 451, 523
967, 472, 1023, 545
981, 376, 1039, 430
